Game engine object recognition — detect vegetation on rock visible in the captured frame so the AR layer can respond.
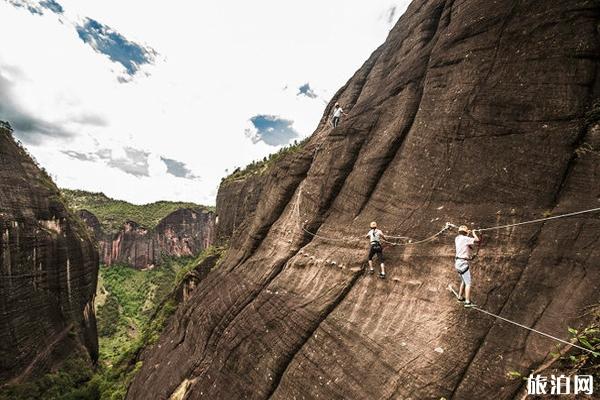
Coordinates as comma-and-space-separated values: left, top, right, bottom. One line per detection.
0, 248, 225, 400
61, 189, 213, 235
222, 138, 307, 183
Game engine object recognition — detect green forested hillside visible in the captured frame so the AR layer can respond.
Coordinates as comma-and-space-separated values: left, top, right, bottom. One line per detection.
61, 189, 212, 234
0, 248, 225, 400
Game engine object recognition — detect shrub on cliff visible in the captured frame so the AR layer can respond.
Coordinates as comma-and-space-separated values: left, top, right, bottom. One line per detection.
222, 138, 307, 183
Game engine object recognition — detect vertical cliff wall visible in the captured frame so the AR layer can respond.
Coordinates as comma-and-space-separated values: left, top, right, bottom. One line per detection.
0, 123, 99, 385
79, 208, 215, 269
128, 1, 600, 399
215, 174, 265, 245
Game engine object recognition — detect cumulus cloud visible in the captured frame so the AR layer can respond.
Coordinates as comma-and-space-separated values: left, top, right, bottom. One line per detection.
7, 1, 157, 80
245, 115, 299, 147
105, 147, 150, 177
160, 157, 198, 179
76, 17, 157, 77
69, 113, 108, 127
0, 70, 74, 144
62, 146, 150, 177
297, 83, 318, 99
8, 0, 63, 15
61, 150, 95, 161
380, 5, 402, 27
0, 0, 410, 204
7, 0, 43, 15
387, 6, 397, 24
40, 0, 63, 14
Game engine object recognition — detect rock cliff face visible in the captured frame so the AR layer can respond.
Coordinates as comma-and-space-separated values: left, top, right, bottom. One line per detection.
216, 174, 265, 244
0, 123, 99, 385
79, 208, 215, 269
128, 1, 600, 399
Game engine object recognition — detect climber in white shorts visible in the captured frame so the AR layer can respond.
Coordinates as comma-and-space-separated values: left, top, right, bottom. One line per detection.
366, 221, 386, 279
454, 225, 480, 307
331, 103, 347, 128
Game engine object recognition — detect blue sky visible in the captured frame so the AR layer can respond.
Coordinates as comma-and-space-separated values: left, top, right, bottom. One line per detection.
76, 17, 156, 77
245, 115, 299, 146
0, 0, 409, 205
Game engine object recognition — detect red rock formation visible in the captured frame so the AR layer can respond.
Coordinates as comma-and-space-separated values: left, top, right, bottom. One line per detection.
128, 1, 600, 399
79, 208, 215, 269
0, 123, 99, 384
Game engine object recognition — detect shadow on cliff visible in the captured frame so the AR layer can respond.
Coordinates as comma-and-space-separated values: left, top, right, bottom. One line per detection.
127, 1, 600, 399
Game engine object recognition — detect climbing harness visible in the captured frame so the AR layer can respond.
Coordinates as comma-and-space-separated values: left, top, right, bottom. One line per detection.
457, 266, 469, 275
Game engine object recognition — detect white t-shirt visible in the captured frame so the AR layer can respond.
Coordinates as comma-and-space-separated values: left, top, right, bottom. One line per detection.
333, 107, 343, 118
455, 235, 476, 259
367, 229, 383, 243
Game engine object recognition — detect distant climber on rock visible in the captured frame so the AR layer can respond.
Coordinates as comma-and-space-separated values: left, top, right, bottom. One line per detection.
331, 103, 347, 128
454, 225, 480, 307
366, 221, 386, 279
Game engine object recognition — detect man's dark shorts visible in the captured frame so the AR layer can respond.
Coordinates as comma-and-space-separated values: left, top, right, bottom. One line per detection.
368, 243, 384, 262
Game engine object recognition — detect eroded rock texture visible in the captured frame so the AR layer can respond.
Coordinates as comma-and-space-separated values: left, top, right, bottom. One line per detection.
128, 1, 600, 399
0, 124, 99, 384
216, 174, 265, 245
78, 208, 215, 269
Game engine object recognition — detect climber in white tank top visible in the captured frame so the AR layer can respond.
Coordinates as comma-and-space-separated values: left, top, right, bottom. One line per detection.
366, 221, 386, 279
454, 225, 480, 307
331, 103, 347, 128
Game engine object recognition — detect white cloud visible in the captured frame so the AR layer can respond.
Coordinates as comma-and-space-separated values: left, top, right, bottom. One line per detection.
0, 0, 410, 205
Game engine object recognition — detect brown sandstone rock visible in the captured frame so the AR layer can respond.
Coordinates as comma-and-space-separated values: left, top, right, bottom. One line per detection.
128, 1, 600, 399
216, 174, 265, 246
0, 123, 99, 384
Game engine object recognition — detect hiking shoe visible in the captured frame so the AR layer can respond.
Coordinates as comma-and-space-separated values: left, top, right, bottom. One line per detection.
379, 273, 386, 279
464, 301, 475, 308
368, 268, 375, 275
457, 296, 466, 303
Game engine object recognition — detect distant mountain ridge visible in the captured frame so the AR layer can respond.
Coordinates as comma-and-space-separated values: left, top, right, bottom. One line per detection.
61, 189, 212, 235
62, 189, 216, 269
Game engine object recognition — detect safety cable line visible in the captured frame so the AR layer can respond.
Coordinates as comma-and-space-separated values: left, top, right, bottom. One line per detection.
384, 206, 600, 245
301, 225, 352, 242
294, 181, 600, 246
475, 207, 600, 232
296, 189, 453, 245
383, 232, 412, 240
295, 193, 600, 356
471, 305, 599, 356
382, 226, 451, 247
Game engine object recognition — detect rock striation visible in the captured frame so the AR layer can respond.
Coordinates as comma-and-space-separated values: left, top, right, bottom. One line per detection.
216, 174, 265, 245
78, 208, 215, 269
0, 122, 99, 385
128, 1, 600, 399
